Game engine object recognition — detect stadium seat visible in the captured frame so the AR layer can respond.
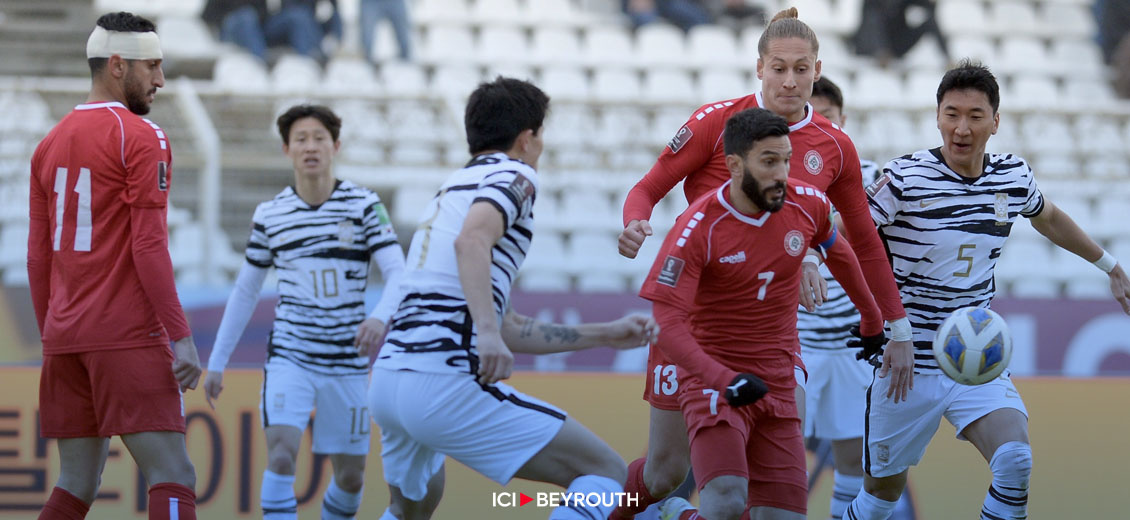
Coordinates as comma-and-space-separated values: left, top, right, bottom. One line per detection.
415, 0, 472, 26
478, 27, 530, 66
377, 61, 428, 97
903, 69, 944, 109
1084, 155, 1130, 181
582, 26, 635, 67
853, 69, 905, 109
938, 0, 989, 36
95, 0, 204, 18
1048, 39, 1105, 77
737, 25, 764, 60
1090, 198, 1130, 241
595, 105, 651, 151
270, 55, 322, 94
635, 24, 688, 68
471, 0, 525, 27
790, 0, 852, 36
900, 40, 948, 72
699, 69, 748, 103
1020, 114, 1073, 154
213, 52, 270, 93
540, 67, 590, 102
0, 225, 27, 270
157, 16, 218, 59
1062, 78, 1116, 110
560, 189, 620, 233
996, 238, 1059, 297
543, 102, 594, 150
391, 186, 435, 227
997, 38, 1050, 75
641, 69, 697, 105
1039, 3, 1096, 39
421, 26, 476, 66
1031, 152, 1077, 179
1052, 196, 1094, 230
987, 1, 1039, 37
532, 27, 583, 67
570, 231, 632, 292
1055, 246, 1112, 299
521, 232, 572, 291
323, 57, 380, 95
591, 67, 640, 104
430, 64, 482, 100
687, 25, 740, 69
948, 36, 996, 65
815, 35, 854, 73
529, 0, 591, 28
1074, 115, 1124, 155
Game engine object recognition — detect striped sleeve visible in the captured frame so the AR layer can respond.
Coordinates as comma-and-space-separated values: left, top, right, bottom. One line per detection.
363, 194, 399, 252
867, 161, 901, 226
473, 169, 537, 229
1019, 162, 1045, 218
245, 203, 273, 267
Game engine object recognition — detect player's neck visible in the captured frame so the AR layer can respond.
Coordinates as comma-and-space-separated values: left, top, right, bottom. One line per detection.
294, 174, 337, 206
87, 81, 125, 107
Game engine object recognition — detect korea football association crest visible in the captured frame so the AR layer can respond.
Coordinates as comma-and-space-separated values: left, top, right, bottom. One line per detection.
994, 193, 1009, 226
784, 230, 805, 257
803, 150, 823, 175
337, 220, 356, 245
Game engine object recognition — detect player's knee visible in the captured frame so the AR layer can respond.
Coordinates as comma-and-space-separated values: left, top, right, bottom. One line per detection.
990, 441, 1032, 484
146, 458, 196, 489
335, 468, 365, 494
267, 450, 297, 474
642, 459, 685, 498
701, 480, 746, 520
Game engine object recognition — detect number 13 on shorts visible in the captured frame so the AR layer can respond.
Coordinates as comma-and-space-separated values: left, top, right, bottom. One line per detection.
653, 364, 678, 396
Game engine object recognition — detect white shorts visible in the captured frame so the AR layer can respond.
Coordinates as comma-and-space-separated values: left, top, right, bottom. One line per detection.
369, 368, 567, 501
863, 371, 1028, 478
260, 358, 371, 456
794, 365, 807, 390
802, 348, 873, 440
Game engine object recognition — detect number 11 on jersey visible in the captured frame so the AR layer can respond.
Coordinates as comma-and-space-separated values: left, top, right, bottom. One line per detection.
53, 166, 92, 252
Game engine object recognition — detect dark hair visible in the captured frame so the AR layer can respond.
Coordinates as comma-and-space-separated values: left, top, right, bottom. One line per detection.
465, 76, 550, 155
276, 104, 342, 144
758, 7, 820, 57
723, 108, 790, 157
811, 76, 844, 111
87, 12, 158, 75
936, 59, 1000, 113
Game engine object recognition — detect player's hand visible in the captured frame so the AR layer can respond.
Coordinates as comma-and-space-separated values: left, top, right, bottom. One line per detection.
618, 220, 653, 259
848, 325, 886, 365
203, 370, 224, 410
1108, 264, 1130, 315
476, 330, 514, 385
880, 339, 915, 403
723, 373, 769, 407
798, 260, 827, 312
604, 314, 660, 349
172, 337, 203, 393
355, 317, 387, 357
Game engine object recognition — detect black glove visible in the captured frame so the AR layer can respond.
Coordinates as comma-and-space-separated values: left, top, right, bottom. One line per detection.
849, 325, 886, 367
724, 373, 769, 407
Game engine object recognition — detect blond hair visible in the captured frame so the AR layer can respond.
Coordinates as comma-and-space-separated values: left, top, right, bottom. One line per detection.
757, 7, 820, 57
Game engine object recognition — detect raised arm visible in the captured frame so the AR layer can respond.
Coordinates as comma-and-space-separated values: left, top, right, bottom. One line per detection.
501, 309, 658, 354
1030, 199, 1130, 314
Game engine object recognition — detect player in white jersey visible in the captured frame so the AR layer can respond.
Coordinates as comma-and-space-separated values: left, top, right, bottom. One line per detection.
370, 77, 658, 520
844, 62, 1130, 520
203, 105, 407, 520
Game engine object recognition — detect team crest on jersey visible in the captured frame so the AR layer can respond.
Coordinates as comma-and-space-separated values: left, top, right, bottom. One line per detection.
337, 220, 356, 245
668, 125, 693, 154
784, 230, 805, 256
803, 150, 823, 175
866, 173, 891, 197
994, 193, 1009, 226
157, 161, 168, 191
656, 255, 685, 287
506, 174, 535, 206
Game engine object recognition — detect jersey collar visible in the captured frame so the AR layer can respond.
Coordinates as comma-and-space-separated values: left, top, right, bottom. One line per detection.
75, 101, 127, 111
716, 180, 772, 227
755, 92, 814, 131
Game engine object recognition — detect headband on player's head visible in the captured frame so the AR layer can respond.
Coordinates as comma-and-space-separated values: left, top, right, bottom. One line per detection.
86, 25, 163, 60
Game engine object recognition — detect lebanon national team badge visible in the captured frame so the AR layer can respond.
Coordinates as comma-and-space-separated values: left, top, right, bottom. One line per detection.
803, 150, 823, 175
784, 230, 805, 256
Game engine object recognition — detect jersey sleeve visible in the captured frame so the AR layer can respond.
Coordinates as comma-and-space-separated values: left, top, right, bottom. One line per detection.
363, 193, 399, 253
622, 105, 727, 225
245, 204, 273, 268
27, 145, 52, 333
1019, 161, 1045, 218
473, 168, 537, 229
120, 119, 171, 209
638, 208, 708, 308
866, 162, 901, 226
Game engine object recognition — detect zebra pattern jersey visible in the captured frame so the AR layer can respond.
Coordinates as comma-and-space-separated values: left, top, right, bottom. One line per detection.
247, 180, 398, 375
797, 159, 881, 351
375, 153, 538, 375
867, 148, 1044, 373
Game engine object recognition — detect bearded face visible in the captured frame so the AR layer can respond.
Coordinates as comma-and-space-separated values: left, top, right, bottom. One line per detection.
123, 62, 153, 115
740, 163, 787, 213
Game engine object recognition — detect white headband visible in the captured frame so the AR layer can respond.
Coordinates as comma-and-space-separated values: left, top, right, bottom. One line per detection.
86, 25, 163, 60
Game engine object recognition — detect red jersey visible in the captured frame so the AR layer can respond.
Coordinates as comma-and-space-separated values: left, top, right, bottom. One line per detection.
639, 179, 881, 392
624, 92, 905, 321
28, 101, 190, 354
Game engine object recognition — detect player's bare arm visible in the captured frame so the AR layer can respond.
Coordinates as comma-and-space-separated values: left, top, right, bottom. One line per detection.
502, 309, 659, 354
798, 248, 828, 311
1029, 199, 1130, 314
172, 336, 202, 393
354, 317, 387, 356
455, 201, 512, 385
618, 219, 653, 258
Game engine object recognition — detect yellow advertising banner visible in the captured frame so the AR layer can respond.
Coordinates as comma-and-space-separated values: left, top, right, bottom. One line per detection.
0, 368, 1127, 519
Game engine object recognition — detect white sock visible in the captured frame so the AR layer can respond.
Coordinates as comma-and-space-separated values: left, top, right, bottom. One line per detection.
321, 478, 363, 520
980, 441, 1031, 520
547, 474, 624, 520
378, 508, 397, 520
830, 471, 864, 519
844, 489, 897, 520
261, 470, 297, 520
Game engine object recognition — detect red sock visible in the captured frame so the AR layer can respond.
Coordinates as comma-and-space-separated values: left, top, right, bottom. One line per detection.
609, 457, 660, 519
39, 487, 90, 520
148, 483, 196, 520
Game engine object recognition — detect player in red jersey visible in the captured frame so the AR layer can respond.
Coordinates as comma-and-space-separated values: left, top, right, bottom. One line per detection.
610, 9, 914, 518
27, 12, 201, 520
638, 108, 884, 520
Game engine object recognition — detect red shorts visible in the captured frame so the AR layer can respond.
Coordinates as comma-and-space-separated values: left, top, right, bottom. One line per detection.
642, 346, 681, 410
40, 345, 186, 438
678, 377, 807, 514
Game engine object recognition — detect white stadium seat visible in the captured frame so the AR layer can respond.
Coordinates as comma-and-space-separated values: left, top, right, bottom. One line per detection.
938, 0, 989, 36
687, 25, 740, 69
392, 186, 436, 227
1039, 3, 1096, 38
478, 27, 530, 66
988, 1, 1039, 37
422, 26, 476, 65
271, 55, 322, 95
213, 52, 270, 93
415, 0, 471, 26
1074, 116, 1124, 155
540, 67, 590, 102
641, 69, 697, 105
948, 36, 996, 64
471, 0, 525, 27
1020, 114, 1073, 155
532, 27, 583, 67
324, 57, 380, 95
699, 69, 748, 103
591, 67, 640, 104
997, 38, 1050, 75
158, 16, 218, 59
1049, 39, 1105, 76
378, 61, 428, 97
635, 24, 688, 68
583, 27, 635, 67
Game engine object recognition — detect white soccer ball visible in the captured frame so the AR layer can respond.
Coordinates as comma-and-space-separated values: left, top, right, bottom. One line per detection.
932, 307, 1013, 385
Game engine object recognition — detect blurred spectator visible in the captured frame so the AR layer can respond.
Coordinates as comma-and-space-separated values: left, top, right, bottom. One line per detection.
1114, 33, 1130, 99
622, 0, 711, 31
202, 0, 342, 64
360, 0, 413, 64
852, 0, 950, 68
1096, 0, 1130, 64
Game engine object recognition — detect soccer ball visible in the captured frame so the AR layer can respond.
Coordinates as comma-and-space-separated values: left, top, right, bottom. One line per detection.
932, 307, 1013, 385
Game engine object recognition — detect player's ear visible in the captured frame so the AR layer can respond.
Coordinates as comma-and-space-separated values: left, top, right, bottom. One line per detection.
756, 57, 764, 79
108, 54, 127, 79
991, 112, 1000, 135
725, 153, 743, 179
813, 59, 822, 82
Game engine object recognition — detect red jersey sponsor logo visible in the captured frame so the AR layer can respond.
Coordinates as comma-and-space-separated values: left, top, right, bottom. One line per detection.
656, 255, 685, 287
668, 125, 693, 154
803, 150, 823, 175
719, 251, 746, 264
784, 230, 805, 256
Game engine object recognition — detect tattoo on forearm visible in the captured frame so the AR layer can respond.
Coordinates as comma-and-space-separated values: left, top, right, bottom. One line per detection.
539, 323, 581, 344
519, 315, 535, 338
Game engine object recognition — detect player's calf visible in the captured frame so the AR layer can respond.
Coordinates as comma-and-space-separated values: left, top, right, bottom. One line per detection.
980, 441, 1031, 520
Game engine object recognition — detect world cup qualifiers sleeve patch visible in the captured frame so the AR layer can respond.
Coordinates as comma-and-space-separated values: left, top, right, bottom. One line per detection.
372, 202, 392, 226
668, 125, 693, 154
505, 174, 535, 206
656, 255, 686, 287
157, 161, 168, 191
865, 173, 891, 198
